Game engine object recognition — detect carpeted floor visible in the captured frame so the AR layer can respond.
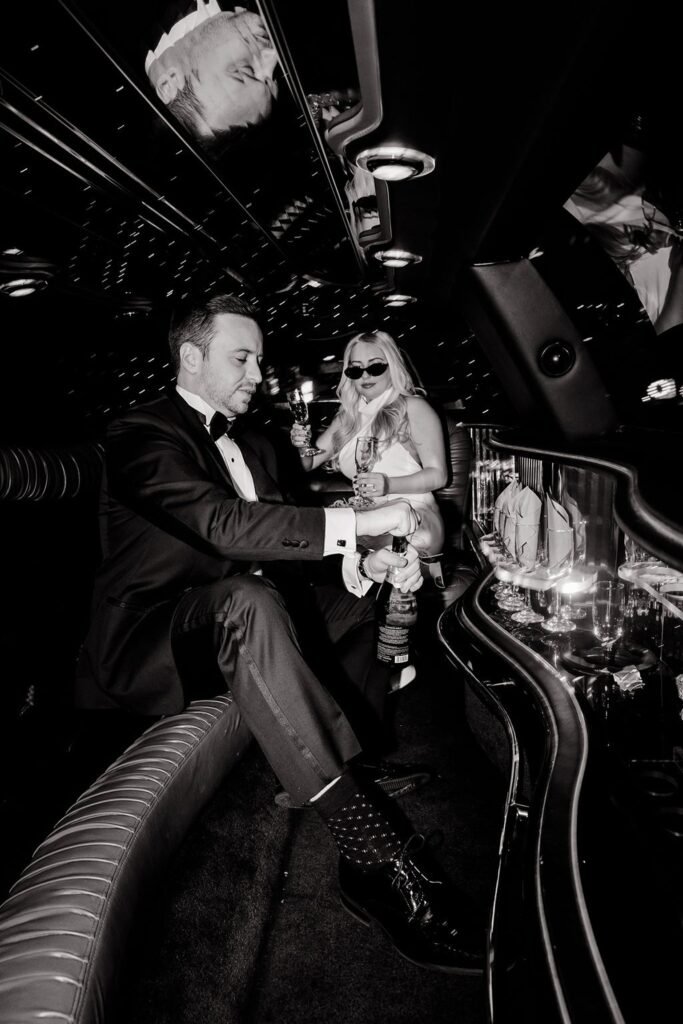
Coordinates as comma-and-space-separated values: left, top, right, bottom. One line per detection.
118, 638, 505, 1024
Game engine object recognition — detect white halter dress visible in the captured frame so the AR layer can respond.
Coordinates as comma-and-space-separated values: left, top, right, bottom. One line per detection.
336, 391, 445, 557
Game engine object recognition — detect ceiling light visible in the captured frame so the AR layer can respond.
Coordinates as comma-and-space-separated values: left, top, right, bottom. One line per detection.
383, 293, 417, 307
355, 146, 435, 182
374, 249, 422, 268
2, 248, 23, 255
0, 277, 48, 297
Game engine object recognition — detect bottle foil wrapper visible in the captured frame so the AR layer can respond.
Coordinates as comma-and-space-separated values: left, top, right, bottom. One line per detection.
613, 664, 645, 694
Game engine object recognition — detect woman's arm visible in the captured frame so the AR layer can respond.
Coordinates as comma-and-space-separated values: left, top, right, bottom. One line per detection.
356, 396, 448, 497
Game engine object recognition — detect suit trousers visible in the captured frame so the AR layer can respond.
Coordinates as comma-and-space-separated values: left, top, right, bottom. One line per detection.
170, 573, 388, 805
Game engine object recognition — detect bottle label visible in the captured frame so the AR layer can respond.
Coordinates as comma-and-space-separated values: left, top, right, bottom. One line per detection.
377, 623, 410, 664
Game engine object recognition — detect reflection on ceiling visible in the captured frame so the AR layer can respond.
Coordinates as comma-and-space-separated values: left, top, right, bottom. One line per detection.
9, 0, 680, 439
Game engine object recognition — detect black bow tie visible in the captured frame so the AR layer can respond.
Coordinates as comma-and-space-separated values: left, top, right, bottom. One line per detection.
208, 412, 230, 440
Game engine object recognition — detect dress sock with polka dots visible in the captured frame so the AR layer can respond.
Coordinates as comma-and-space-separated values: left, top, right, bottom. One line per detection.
313, 776, 405, 870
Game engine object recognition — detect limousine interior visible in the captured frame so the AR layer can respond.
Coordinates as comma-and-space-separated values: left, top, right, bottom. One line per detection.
1, 2, 682, 1022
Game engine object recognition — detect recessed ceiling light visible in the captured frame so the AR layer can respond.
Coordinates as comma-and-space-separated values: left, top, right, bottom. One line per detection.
374, 249, 422, 268
355, 146, 435, 182
383, 293, 417, 307
0, 277, 48, 297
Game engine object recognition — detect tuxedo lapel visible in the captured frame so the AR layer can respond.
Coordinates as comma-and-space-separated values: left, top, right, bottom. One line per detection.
238, 435, 283, 502
167, 388, 282, 501
166, 388, 237, 491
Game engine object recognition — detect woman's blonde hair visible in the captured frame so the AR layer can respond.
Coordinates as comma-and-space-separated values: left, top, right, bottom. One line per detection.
330, 330, 416, 462
573, 167, 662, 270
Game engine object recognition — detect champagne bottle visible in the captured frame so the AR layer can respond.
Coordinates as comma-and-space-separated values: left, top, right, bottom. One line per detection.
376, 536, 418, 665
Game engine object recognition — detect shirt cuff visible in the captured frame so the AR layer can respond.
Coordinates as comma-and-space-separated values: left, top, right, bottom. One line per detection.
322, 507, 357, 557
341, 549, 375, 598
323, 508, 373, 597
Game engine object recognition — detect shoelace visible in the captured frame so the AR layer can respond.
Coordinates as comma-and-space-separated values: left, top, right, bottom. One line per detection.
391, 833, 433, 889
391, 833, 463, 935
391, 830, 445, 880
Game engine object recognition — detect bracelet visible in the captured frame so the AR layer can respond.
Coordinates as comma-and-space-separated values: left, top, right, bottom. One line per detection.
358, 549, 372, 580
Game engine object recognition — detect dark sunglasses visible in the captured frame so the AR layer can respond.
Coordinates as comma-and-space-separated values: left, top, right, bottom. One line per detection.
344, 362, 389, 380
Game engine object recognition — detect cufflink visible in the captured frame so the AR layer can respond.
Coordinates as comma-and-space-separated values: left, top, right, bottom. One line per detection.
336, 539, 347, 548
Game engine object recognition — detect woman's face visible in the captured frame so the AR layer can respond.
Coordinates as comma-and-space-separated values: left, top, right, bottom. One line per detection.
346, 341, 391, 401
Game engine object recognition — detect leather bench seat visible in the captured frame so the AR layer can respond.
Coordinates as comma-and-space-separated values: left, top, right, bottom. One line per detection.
0, 696, 251, 1024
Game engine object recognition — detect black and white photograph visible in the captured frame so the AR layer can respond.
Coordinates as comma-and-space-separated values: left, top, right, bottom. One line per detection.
1, 2, 682, 1023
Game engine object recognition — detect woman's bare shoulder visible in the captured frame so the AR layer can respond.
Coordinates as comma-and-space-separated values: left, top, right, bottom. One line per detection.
405, 393, 438, 419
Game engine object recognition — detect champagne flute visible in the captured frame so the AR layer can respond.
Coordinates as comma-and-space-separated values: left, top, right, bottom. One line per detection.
492, 511, 515, 598
541, 522, 576, 634
286, 387, 324, 457
494, 511, 523, 609
348, 435, 379, 509
592, 581, 626, 664
511, 521, 544, 624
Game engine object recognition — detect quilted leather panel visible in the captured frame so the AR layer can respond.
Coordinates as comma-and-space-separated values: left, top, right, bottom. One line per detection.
0, 696, 251, 1024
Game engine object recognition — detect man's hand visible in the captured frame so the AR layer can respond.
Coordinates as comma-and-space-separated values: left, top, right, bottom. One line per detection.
365, 544, 424, 593
356, 499, 430, 551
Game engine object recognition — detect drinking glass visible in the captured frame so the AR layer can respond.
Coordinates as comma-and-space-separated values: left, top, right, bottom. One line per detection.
511, 522, 544, 624
348, 436, 379, 509
541, 587, 577, 633
592, 581, 626, 662
286, 387, 324, 457
494, 511, 524, 608
624, 534, 652, 566
546, 525, 574, 578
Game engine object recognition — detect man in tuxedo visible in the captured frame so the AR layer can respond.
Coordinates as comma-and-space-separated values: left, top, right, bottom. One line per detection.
145, 2, 278, 145
76, 293, 483, 974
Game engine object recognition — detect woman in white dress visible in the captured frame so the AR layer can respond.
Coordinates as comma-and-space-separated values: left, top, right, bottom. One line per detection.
291, 330, 448, 558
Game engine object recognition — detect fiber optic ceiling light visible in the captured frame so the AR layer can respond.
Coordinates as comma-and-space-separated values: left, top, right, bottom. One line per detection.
355, 146, 436, 181
374, 249, 422, 268
0, 277, 48, 297
383, 293, 417, 307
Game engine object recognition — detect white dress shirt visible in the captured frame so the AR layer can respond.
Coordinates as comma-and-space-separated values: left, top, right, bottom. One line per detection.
175, 386, 371, 595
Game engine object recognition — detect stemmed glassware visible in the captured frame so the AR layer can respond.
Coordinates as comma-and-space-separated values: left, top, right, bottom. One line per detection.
286, 387, 324, 457
348, 436, 379, 509
561, 500, 587, 620
511, 521, 545, 624
537, 493, 577, 633
495, 512, 525, 609
541, 586, 577, 634
591, 581, 626, 663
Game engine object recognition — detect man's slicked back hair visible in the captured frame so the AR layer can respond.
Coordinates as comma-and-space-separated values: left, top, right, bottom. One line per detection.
169, 294, 258, 370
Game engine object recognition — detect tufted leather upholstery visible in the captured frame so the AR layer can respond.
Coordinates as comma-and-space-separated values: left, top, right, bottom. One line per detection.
0, 695, 251, 1024
434, 417, 473, 548
1, 442, 107, 716
0, 443, 104, 502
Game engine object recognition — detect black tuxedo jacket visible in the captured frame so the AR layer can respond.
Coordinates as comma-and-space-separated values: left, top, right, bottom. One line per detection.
76, 389, 327, 715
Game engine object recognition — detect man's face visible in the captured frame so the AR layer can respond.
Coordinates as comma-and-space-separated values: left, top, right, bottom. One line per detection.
186, 12, 278, 131
196, 313, 263, 417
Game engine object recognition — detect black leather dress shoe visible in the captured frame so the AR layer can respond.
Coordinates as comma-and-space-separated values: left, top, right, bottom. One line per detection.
273, 760, 433, 809
338, 835, 485, 975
